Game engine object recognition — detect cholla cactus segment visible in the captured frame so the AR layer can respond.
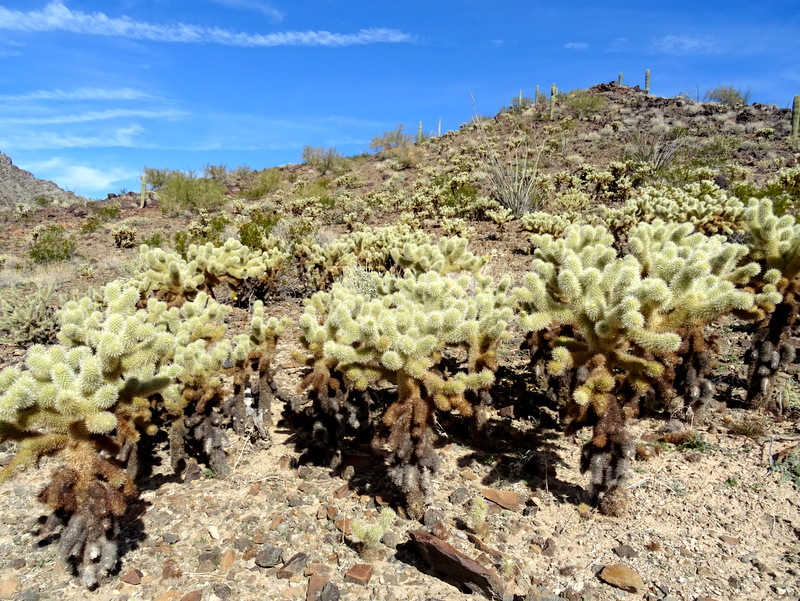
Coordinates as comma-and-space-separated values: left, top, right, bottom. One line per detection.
390, 236, 487, 277
744, 198, 800, 282
225, 300, 291, 442
134, 245, 205, 306
298, 270, 512, 519
186, 238, 271, 300
739, 199, 800, 408
521, 211, 584, 236
516, 221, 763, 512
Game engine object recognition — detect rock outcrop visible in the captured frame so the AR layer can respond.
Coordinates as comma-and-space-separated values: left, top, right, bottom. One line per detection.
0, 152, 88, 207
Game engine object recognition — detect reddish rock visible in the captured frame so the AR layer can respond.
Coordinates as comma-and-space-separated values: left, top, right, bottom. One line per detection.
720, 535, 740, 545
121, 568, 143, 585
180, 591, 202, 601
481, 488, 521, 511
345, 563, 373, 585
0, 576, 20, 599
334, 517, 352, 535
408, 530, 506, 600
307, 574, 329, 600
334, 484, 351, 499
598, 564, 645, 593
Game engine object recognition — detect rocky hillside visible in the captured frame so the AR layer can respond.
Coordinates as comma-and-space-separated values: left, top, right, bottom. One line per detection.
0, 152, 87, 208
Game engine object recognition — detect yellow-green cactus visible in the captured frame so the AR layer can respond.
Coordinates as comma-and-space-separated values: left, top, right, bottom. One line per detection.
515, 222, 763, 515
297, 270, 512, 519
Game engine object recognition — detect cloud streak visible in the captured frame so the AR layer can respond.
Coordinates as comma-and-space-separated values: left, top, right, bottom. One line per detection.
0, 2, 413, 47
0, 125, 144, 150
208, 0, 284, 22
650, 35, 720, 55
0, 87, 153, 102
0, 108, 186, 125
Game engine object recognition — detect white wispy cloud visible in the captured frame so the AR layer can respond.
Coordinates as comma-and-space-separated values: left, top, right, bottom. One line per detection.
564, 42, 588, 50
0, 108, 186, 125
0, 125, 144, 149
605, 37, 629, 53
0, 2, 413, 47
21, 157, 134, 196
0, 87, 153, 102
208, 0, 284, 22
650, 35, 720, 55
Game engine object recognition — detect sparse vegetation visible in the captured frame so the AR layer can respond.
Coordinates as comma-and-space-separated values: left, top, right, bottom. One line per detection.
2, 80, 800, 596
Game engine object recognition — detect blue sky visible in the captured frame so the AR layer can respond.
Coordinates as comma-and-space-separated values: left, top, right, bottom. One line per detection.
0, 1, 798, 198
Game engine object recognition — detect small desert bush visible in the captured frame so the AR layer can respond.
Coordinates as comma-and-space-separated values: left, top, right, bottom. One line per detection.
705, 85, 752, 107
301, 146, 348, 174
29, 223, 76, 264
140, 231, 165, 248
173, 211, 230, 257
370, 124, 412, 153
143, 166, 170, 190
241, 168, 283, 200
238, 207, 280, 250
202, 163, 229, 183
564, 89, 606, 118
158, 170, 226, 215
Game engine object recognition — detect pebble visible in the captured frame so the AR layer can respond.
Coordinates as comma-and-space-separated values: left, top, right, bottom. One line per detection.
255, 545, 283, 568
599, 563, 645, 594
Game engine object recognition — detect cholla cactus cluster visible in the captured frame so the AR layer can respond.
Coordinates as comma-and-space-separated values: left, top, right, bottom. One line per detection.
0, 261, 288, 585
134, 240, 288, 306
226, 301, 292, 442
514, 220, 770, 514
739, 199, 800, 407
296, 269, 512, 519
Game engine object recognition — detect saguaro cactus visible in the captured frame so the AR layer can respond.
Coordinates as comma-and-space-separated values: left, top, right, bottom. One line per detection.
792, 95, 799, 138
645, 69, 651, 93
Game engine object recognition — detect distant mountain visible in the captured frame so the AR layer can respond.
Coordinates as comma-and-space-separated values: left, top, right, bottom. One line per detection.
0, 152, 88, 207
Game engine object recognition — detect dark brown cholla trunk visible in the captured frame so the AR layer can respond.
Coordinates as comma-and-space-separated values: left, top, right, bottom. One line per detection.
383, 372, 440, 521
745, 286, 799, 409
579, 391, 635, 517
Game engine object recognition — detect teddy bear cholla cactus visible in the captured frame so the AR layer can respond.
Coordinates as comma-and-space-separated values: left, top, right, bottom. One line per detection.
225, 301, 292, 443
0, 280, 235, 587
740, 199, 800, 408
297, 270, 512, 519
515, 222, 762, 515
135, 241, 287, 306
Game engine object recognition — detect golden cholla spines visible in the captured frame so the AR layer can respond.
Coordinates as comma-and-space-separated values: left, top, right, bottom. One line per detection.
740, 198, 800, 408
389, 236, 487, 276
0, 280, 180, 587
515, 221, 762, 516
186, 238, 272, 301
297, 270, 512, 519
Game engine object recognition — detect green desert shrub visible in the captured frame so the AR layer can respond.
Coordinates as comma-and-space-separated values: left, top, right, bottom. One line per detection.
705, 85, 752, 107
369, 124, 412, 153
238, 207, 280, 250
158, 170, 226, 215
563, 89, 606, 118
241, 168, 283, 200
29, 223, 76, 264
